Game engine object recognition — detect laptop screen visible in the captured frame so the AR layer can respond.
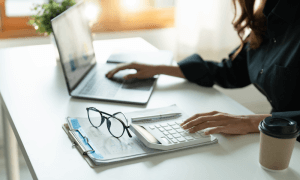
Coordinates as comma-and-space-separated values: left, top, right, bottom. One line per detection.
51, 2, 96, 91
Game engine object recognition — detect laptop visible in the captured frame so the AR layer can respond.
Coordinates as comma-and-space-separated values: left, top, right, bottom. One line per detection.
51, 2, 173, 104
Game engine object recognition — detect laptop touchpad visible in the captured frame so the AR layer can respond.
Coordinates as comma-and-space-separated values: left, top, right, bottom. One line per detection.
122, 78, 155, 91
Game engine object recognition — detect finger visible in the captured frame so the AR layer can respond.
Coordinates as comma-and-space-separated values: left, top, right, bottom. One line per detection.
106, 66, 129, 78
221, 124, 249, 135
116, 62, 129, 68
180, 111, 219, 126
204, 126, 227, 135
189, 120, 231, 133
106, 63, 138, 78
124, 71, 156, 80
123, 73, 140, 80
106, 69, 121, 79
182, 114, 228, 129
205, 124, 248, 135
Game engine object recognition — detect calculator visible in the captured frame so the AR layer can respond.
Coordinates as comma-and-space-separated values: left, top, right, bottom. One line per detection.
130, 119, 217, 150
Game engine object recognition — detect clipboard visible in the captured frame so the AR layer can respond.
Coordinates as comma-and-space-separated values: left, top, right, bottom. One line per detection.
62, 105, 218, 167
62, 123, 97, 168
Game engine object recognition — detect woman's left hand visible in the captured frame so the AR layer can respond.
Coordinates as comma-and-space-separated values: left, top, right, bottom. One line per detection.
180, 111, 271, 135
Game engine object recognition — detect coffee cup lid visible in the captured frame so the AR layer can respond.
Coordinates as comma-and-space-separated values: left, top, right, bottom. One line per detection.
259, 117, 300, 139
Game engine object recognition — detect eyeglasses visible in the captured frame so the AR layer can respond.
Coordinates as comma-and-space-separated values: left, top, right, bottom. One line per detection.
86, 107, 132, 138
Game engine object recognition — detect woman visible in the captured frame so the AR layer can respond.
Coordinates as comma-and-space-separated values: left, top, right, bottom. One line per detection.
106, 0, 300, 142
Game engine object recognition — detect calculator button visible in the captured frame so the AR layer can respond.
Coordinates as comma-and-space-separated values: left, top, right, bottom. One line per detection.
169, 130, 177, 134
167, 135, 173, 139
175, 121, 183, 125
176, 129, 185, 133
200, 133, 210, 138
168, 122, 176, 126
160, 123, 168, 127
185, 136, 194, 141
172, 134, 181, 138
158, 127, 165, 131
197, 131, 210, 138
163, 131, 169, 135
191, 133, 202, 139
176, 137, 186, 142
149, 126, 155, 130
164, 126, 173, 131
161, 137, 171, 144
171, 138, 178, 143
180, 132, 189, 137
155, 124, 160, 128
196, 130, 205, 134
172, 125, 181, 129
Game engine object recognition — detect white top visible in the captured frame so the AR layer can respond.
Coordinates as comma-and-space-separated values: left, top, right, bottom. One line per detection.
0, 37, 299, 180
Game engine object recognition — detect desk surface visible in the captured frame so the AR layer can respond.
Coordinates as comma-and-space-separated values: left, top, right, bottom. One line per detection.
0, 38, 299, 180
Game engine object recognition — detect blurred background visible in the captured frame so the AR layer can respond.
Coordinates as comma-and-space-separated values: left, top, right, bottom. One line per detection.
0, 0, 271, 179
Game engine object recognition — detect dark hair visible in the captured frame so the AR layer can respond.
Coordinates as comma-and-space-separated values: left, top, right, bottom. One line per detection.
231, 0, 267, 60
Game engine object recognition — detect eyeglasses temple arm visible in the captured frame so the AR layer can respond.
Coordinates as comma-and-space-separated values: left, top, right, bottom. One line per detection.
125, 126, 132, 138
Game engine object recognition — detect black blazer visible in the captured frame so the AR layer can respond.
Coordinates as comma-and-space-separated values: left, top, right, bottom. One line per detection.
177, 0, 300, 142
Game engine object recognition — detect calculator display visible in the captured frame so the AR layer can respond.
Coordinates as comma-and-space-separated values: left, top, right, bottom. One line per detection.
132, 124, 161, 144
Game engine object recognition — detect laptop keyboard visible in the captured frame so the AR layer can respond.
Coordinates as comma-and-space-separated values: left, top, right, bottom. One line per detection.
79, 73, 121, 97
78, 67, 155, 97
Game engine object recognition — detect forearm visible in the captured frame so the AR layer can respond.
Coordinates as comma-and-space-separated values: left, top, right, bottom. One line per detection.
245, 114, 272, 133
156, 65, 186, 79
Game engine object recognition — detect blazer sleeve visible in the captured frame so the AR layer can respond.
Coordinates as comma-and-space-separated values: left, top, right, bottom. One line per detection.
272, 111, 300, 142
177, 44, 251, 88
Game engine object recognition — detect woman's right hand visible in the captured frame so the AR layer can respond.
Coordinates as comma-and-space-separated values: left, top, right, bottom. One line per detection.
105, 62, 159, 80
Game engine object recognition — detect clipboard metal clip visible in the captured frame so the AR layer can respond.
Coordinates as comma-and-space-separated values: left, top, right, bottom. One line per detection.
69, 129, 95, 155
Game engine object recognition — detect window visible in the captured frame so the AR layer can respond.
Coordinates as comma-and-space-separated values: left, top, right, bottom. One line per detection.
0, 0, 175, 39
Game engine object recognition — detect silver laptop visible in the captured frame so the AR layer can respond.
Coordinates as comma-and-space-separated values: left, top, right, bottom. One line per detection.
51, 2, 173, 104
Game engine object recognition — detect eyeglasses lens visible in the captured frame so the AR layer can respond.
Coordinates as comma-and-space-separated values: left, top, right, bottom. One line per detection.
108, 113, 126, 137
88, 110, 102, 127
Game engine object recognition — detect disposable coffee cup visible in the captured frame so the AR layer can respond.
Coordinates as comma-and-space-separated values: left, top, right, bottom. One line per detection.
258, 117, 300, 171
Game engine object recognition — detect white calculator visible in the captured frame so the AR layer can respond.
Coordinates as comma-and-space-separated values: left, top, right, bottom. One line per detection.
130, 119, 218, 150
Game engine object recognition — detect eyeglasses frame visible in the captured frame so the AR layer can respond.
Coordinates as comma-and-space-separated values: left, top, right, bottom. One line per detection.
86, 107, 132, 138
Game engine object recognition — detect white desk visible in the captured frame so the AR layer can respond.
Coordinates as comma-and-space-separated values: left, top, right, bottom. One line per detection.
0, 38, 299, 180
